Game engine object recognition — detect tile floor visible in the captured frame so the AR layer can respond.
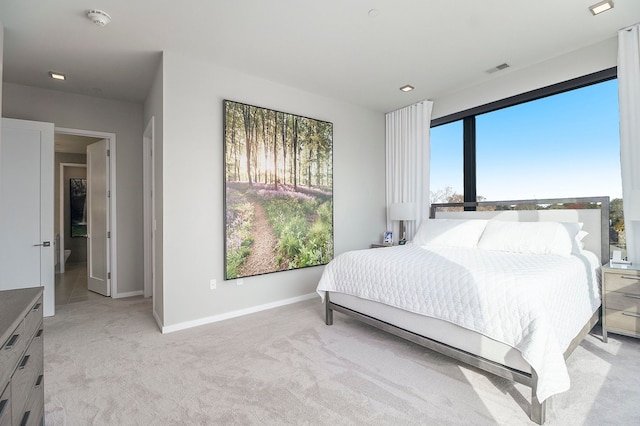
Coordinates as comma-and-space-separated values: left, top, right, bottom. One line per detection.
55, 262, 104, 306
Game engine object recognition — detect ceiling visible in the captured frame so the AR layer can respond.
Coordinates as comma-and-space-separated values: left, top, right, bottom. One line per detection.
2, 1, 640, 113
55, 133, 101, 154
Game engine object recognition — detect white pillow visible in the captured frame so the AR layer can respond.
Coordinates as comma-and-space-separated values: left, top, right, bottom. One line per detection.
411, 219, 488, 248
574, 229, 589, 253
477, 220, 583, 256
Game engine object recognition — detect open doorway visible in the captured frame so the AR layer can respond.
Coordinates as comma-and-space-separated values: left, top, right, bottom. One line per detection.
57, 161, 91, 304
54, 127, 118, 306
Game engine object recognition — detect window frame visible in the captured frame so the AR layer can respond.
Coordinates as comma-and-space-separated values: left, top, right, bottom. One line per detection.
430, 67, 617, 203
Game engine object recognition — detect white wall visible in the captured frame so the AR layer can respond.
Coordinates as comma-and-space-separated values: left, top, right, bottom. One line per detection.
2, 83, 144, 295
143, 57, 164, 324
432, 37, 618, 119
160, 51, 385, 329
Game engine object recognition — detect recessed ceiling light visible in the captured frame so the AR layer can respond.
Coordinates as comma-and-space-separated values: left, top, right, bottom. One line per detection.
49, 71, 66, 81
589, 0, 614, 15
400, 85, 414, 92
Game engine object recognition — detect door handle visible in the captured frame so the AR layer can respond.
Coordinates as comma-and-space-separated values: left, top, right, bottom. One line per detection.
33, 241, 51, 247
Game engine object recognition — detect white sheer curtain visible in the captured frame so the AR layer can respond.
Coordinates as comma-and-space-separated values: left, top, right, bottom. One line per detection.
619, 24, 640, 264
385, 100, 433, 242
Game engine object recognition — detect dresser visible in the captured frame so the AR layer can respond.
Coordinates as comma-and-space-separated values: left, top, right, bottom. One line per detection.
602, 264, 640, 343
0, 288, 44, 426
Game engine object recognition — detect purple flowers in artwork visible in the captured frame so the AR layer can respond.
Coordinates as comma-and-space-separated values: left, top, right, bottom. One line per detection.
225, 182, 333, 279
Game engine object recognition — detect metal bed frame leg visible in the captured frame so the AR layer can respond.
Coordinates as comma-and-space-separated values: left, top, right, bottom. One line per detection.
325, 294, 333, 326
531, 370, 546, 425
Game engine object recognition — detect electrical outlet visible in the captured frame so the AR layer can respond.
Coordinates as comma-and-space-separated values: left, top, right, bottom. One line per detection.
237, 278, 244, 286
210, 279, 216, 290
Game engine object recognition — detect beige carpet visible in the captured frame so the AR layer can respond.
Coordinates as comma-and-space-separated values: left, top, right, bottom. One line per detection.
43, 296, 640, 425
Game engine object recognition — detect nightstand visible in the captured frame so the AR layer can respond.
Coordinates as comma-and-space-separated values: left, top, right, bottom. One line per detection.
602, 263, 640, 342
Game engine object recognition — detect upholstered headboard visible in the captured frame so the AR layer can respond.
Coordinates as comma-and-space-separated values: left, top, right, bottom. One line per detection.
429, 197, 610, 264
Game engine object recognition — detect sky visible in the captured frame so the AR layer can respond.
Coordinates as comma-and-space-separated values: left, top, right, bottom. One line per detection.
430, 79, 622, 202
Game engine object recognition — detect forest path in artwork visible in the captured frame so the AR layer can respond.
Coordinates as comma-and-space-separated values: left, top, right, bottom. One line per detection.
238, 200, 279, 277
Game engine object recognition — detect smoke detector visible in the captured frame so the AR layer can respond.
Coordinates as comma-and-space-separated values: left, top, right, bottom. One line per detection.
87, 9, 112, 27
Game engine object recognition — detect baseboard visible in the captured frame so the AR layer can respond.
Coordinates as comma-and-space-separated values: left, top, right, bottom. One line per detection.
161, 292, 319, 334
113, 290, 143, 299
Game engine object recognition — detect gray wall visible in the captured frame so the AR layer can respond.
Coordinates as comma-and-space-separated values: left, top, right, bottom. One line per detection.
0, 21, 3, 124
158, 51, 385, 329
0, 21, 4, 159
3, 83, 144, 295
143, 56, 164, 324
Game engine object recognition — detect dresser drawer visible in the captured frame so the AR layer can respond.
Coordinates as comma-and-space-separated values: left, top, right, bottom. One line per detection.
0, 288, 43, 426
605, 272, 640, 294
19, 374, 43, 426
23, 297, 43, 343
0, 320, 26, 388
605, 308, 640, 335
10, 332, 43, 426
0, 383, 11, 426
605, 292, 640, 313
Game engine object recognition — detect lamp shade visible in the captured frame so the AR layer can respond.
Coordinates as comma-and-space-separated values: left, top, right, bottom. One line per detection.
389, 202, 417, 221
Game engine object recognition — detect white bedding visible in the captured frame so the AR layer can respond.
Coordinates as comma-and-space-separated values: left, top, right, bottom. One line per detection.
316, 245, 601, 402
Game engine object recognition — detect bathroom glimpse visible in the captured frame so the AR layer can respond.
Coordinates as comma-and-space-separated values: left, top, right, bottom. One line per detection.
70, 177, 87, 238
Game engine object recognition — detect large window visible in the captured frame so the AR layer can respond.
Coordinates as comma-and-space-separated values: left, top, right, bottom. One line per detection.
475, 79, 620, 201
430, 120, 463, 204
430, 68, 624, 252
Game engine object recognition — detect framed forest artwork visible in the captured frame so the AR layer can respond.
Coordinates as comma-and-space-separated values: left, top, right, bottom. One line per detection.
224, 100, 334, 279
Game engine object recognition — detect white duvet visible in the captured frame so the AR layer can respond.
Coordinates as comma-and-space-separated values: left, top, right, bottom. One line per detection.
316, 245, 601, 402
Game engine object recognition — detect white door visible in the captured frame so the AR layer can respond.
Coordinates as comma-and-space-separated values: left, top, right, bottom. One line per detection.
0, 118, 55, 317
87, 139, 110, 296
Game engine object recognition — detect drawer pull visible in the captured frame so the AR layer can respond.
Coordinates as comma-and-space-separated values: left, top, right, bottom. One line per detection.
624, 293, 640, 300
4, 333, 19, 350
35, 374, 44, 389
31, 303, 41, 312
622, 312, 640, 319
620, 275, 640, 280
18, 354, 30, 369
20, 410, 30, 426
35, 329, 43, 339
0, 399, 7, 418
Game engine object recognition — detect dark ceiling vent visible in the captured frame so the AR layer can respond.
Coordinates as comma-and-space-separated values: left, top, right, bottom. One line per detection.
486, 63, 510, 74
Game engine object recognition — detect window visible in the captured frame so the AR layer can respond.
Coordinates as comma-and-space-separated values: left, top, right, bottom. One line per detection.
475, 80, 620, 201
430, 68, 624, 252
430, 120, 463, 204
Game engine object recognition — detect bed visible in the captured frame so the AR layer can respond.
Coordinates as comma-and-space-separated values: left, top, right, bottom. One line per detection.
316, 197, 609, 424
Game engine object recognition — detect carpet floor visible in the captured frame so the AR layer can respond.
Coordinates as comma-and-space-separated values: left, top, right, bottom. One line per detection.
43, 296, 640, 425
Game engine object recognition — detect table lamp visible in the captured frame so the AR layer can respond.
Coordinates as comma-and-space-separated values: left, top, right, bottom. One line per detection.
389, 202, 417, 245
